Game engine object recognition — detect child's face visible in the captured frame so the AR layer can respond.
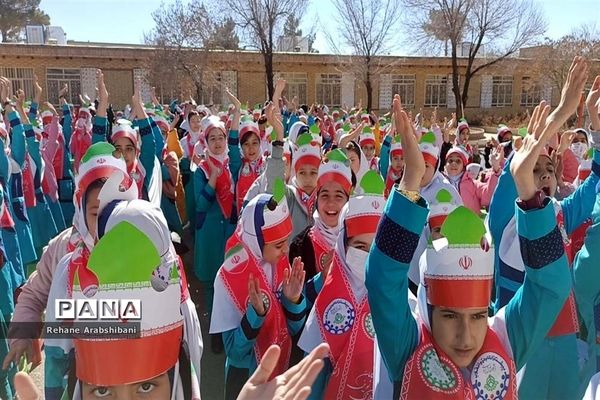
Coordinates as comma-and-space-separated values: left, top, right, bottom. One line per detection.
459, 129, 470, 144
283, 155, 291, 182
262, 238, 289, 264
242, 133, 261, 162
113, 137, 136, 167
317, 182, 348, 228
207, 128, 226, 155
420, 162, 436, 188
362, 144, 375, 160
572, 132, 588, 144
534, 155, 557, 197
347, 233, 375, 252
82, 372, 170, 399
189, 115, 201, 132
295, 164, 318, 194
391, 155, 404, 171
85, 186, 102, 240
445, 154, 464, 177
431, 306, 488, 368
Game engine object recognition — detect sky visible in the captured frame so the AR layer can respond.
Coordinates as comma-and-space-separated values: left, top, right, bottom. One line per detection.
38, 0, 600, 55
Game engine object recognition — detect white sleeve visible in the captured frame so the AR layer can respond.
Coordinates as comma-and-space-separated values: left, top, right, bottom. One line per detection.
298, 306, 325, 353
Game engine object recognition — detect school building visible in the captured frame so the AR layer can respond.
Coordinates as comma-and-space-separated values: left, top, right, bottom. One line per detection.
0, 41, 569, 120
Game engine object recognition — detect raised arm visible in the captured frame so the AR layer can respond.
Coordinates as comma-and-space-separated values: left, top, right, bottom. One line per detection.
92, 69, 109, 143
366, 95, 426, 382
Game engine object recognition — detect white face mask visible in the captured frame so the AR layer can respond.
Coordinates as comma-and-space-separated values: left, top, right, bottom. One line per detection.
345, 246, 369, 269
571, 142, 589, 160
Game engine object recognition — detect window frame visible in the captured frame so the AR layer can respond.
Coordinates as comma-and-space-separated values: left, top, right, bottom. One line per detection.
316, 73, 342, 108
491, 76, 513, 107
424, 75, 448, 107
391, 74, 416, 107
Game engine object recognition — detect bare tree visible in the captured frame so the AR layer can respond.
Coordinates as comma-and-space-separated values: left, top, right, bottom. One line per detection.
144, 0, 214, 101
221, 0, 309, 100
404, 0, 546, 116
325, 0, 401, 111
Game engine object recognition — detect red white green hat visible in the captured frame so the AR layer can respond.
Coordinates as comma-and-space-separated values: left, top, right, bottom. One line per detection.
111, 119, 139, 146
292, 133, 321, 173
423, 206, 493, 308
419, 131, 440, 166
72, 199, 183, 386
359, 126, 376, 147
428, 189, 460, 230
239, 115, 260, 141
317, 149, 352, 195
446, 145, 469, 166
457, 119, 470, 133
390, 135, 403, 158
342, 171, 385, 237
75, 142, 128, 204
201, 115, 226, 140
41, 110, 54, 126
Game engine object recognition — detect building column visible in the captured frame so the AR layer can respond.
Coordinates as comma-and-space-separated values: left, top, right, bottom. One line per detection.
447, 74, 456, 109
480, 75, 493, 109
379, 74, 392, 110
341, 74, 355, 108
80, 68, 97, 100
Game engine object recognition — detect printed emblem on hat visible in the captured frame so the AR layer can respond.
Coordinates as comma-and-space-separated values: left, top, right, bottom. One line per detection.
363, 313, 375, 339
97, 158, 106, 164
418, 346, 460, 394
372, 200, 380, 209
323, 298, 355, 335
471, 352, 510, 400
459, 256, 472, 270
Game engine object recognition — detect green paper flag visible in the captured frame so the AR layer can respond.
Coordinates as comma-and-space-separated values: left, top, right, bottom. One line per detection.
296, 133, 313, 147
273, 178, 286, 203
440, 206, 486, 245
359, 170, 385, 195
518, 127, 528, 138
435, 189, 453, 204
362, 126, 372, 134
420, 131, 436, 144
310, 124, 321, 134
81, 142, 117, 164
326, 148, 349, 165
82, 221, 160, 285
343, 123, 352, 132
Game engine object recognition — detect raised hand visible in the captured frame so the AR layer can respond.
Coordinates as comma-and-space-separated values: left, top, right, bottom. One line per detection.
586, 75, 600, 131
339, 121, 365, 149
511, 101, 551, 201
33, 74, 42, 103
395, 94, 424, 191
550, 56, 588, 128
490, 144, 504, 173
556, 130, 575, 155
13, 372, 41, 400
248, 274, 266, 317
265, 102, 284, 141
273, 79, 286, 104
96, 69, 109, 118
283, 257, 306, 304
237, 343, 329, 400
225, 87, 241, 111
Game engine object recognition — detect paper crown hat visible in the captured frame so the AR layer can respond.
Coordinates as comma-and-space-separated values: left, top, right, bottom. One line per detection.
359, 126, 376, 146
422, 206, 493, 308
497, 125, 512, 141
292, 133, 321, 172
457, 119, 470, 133
241, 178, 292, 249
111, 119, 139, 146
289, 121, 310, 147
152, 110, 170, 132
41, 110, 54, 126
428, 189, 460, 230
71, 199, 183, 386
419, 131, 440, 166
75, 142, 128, 203
390, 135, 403, 157
201, 115, 226, 140
446, 145, 470, 166
342, 170, 385, 237
239, 115, 260, 141
317, 149, 352, 195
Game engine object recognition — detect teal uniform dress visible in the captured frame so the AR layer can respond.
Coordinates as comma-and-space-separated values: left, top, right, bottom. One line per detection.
366, 189, 571, 398
193, 129, 241, 313
6, 111, 37, 266
58, 104, 75, 225
489, 150, 600, 399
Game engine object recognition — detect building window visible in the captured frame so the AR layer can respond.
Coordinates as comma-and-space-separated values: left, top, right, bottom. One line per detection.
391, 74, 415, 107
46, 68, 81, 105
492, 76, 513, 107
0, 67, 34, 99
520, 77, 542, 107
425, 75, 447, 107
200, 71, 223, 106
279, 72, 307, 105
316, 74, 341, 107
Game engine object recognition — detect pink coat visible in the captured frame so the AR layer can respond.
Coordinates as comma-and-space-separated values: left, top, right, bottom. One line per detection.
10, 227, 71, 346
457, 170, 500, 214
